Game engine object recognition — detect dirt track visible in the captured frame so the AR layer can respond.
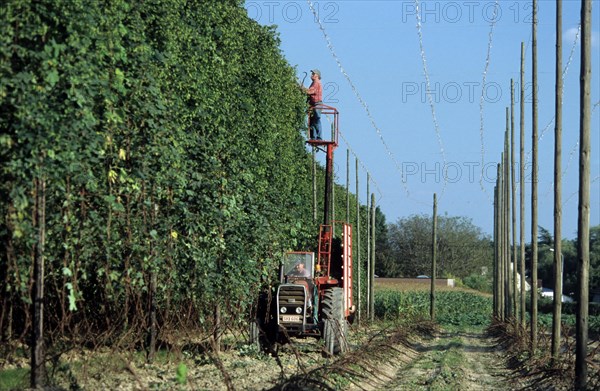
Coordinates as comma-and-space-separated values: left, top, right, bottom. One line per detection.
381, 328, 513, 390
37, 323, 517, 390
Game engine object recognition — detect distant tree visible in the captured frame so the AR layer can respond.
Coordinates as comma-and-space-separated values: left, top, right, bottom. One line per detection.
383, 214, 492, 279
538, 226, 554, 248
385, 214, 431, 278
374, 206, 392, 277
533, 225, 599, 299
436, 215, 492, 278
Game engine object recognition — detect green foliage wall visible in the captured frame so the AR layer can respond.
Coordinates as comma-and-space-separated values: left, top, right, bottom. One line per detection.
0, 0, 318, 344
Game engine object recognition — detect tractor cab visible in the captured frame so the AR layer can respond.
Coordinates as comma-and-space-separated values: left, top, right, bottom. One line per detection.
275, 252, 318, 336
281, 252, 314, 282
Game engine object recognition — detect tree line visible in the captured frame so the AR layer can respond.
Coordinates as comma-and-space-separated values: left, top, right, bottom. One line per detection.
375, 212, 599, 302
375, 213, 493, 281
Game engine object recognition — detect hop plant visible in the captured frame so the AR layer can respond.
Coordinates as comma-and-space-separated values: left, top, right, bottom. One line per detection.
176, 363, 188, 385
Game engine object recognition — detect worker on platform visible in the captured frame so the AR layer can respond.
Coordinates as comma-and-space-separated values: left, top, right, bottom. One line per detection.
304, 69, 323, 140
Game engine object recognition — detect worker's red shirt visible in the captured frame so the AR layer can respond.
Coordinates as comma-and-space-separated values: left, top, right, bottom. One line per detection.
307, 78, 322, 105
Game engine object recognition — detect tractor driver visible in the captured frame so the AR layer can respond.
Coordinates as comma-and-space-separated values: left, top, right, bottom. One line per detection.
304, 69, 323, 140
288, 261, 311, 278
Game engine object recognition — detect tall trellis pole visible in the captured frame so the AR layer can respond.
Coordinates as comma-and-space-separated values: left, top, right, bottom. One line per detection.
430, 193, 437, 321
504, 109, 512, 320
519, 42, 526, 328
511, 79, 518, 319
494, 183, 499, 318
369, 192, 375, 322
355, 158, 361, 325
366, 173, 370, 320
498, 160, 506, 321
551, 0, 563, 362
31, 175, 46, 388
575, 0, 592, 387
530, 0, 539, 352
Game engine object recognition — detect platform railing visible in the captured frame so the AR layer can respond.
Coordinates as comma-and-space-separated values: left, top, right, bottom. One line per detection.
306, 103, 339, 146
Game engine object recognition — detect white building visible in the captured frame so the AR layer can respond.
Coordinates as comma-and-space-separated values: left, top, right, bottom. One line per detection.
541, 288, 575, 303
511, 262, 531, 292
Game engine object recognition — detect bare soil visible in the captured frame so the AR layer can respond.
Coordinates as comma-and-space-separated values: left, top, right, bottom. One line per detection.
18, 323, 519, 390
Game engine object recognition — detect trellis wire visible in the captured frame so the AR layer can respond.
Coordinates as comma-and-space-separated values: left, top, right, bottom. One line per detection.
306, 0, 412, 200
478, 0, 500, 203
414, 0, 448, 198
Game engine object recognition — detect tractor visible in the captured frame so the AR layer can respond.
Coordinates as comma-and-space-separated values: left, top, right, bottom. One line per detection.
251, 103, 355, 355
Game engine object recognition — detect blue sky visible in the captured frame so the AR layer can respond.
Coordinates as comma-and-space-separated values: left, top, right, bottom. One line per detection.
245, 0, 600, 240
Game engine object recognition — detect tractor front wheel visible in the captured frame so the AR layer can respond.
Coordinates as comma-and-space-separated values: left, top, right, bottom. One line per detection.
320, 287, 348, 355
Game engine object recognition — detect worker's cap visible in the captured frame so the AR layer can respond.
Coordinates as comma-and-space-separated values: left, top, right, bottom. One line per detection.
311, 69, 321, 78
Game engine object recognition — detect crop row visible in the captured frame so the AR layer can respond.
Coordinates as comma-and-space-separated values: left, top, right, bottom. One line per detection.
374, 290, 493, 327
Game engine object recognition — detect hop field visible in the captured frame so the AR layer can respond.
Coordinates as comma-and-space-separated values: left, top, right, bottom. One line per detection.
374, 279, 492, 327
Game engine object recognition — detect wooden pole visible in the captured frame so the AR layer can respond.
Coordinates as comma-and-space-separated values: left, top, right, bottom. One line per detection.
575, 0, 591, 387
370, 192, 376, 322
511, 79, 518, 320
494, 184, 499, 318
520, 41, 527, 329
498, 160, 505, 321
31, 176, 46, 388
356, 158, 361, 325
430, 193, 437, 321
531, 0, 539, 352
505, 109, 512, 320
148, 202, 159, 361
149, 268, 157, 360
366, 173, 370, 320
551, 0, 563, 362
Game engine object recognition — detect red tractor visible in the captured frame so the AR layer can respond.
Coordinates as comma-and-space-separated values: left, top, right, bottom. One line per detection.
251, 104, 355, 355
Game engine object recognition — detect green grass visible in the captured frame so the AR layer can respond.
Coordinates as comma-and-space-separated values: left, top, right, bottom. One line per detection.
0, 367, 29, 390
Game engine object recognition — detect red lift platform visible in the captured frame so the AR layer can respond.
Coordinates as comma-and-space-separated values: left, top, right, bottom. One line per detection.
306, 103, 342, 290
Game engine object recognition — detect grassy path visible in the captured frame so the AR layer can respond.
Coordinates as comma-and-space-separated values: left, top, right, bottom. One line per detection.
384, 326, 512, 390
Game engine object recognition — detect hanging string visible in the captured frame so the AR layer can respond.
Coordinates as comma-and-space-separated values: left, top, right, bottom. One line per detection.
337, 130, 384, 202
546, 100, 600, 198
563, 176, 600, 207
306, 0, 412, 200
530, 23, 581, 158
317, 109, 384, 200
478, 0, 500, 203
414, 0, 448, 199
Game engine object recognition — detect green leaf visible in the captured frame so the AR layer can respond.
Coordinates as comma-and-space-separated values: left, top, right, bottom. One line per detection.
46, 69, 59, 87
176, 363, 188, 385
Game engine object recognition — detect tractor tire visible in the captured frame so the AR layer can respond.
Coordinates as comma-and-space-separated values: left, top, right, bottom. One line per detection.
249, 320, 261, 349
249, 319, 278, 352
320, 287, 348, 355
250, 291, 277, 352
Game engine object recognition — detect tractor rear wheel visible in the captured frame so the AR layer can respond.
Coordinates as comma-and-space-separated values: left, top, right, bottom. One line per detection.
320, 287, 348, 355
